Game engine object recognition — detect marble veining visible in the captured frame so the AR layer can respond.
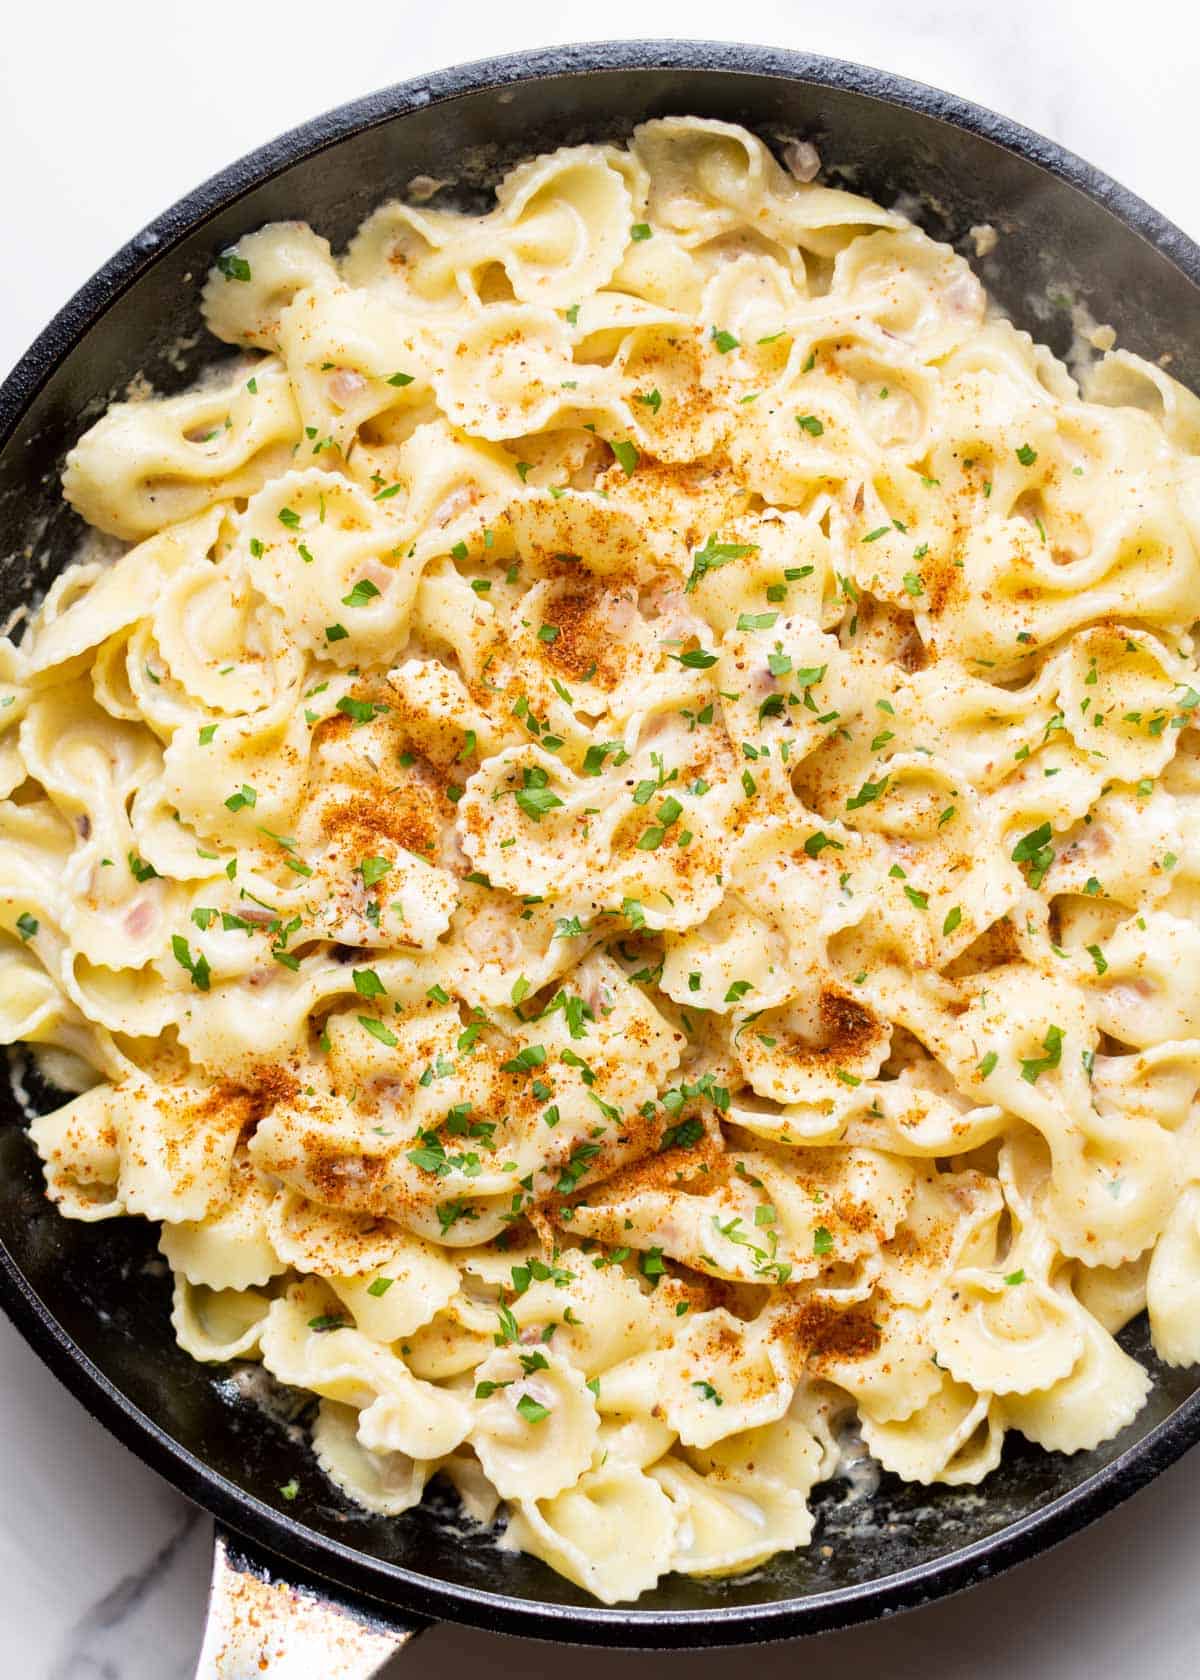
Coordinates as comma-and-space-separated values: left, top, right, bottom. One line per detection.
47, 1511, 204, 1680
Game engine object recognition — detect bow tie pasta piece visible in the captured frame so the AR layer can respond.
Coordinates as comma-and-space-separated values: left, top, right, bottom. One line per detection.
0, 796, 78, 944
202, 223, 338, 350
718, 620, 875, 781
1091, 1038, 1200, 1156
312, 1398, 432, 1517
721, 814, 882, 993
276, 284, 435, 464
830, 226, 987, 361
682, 510, 834, 636
260, 1278, 471, 1460
506, 484, 684, 584
1086, 908, 1200, 1046
342, 200, 483, 313
815, 329, 939, 465
660, 1305, 803, 1449
400, 1304, 497, 1383
503, 1461, 677, 1604
170, 945, 397, 1075
406, 558, 502, 688
794, 1297, 940, 1425
32, 1074, 247, 1225
470, 1344, 600, 1501
654, 1407, 824, 1576
651, 1453, 814, 1578
149, 554, 303, 715
599, 315, 733, 464
464, 726, 740, 924
432, 306, 616, 442
939, 315, 1078, 406
840, 1070, 1010, 1160
1001, 1288, 1152, 1454
1148, 1184, 1200, 1365
801, 763, 1025, 975
1087, 347, 1200, 453
343, 1254, 461, 1344
925, 451, 1200, 669
25, 1074, 122, 1221
162, 679, 311, 847
699, 254, 807, 367
0, 928, 88, 1066
26, 506, 223, 677
1052, 784, 1185, 909
566, 1139, 913, 1289
63, 359, 300, 540
20, 677, 163, 849
733, 986, 891, 1105
160, 1155, 283, 1290
1049, 625, 1192, 787
459, 1245, 677, 1378
305, 835, 457, 952
438, 885, 591, 1013
929, 1260, 1085, 1399
596, 1413, 677, 1477
876, 1168, 1004, 1310
457, 743, 616, 902
1072, 1251, 1151, 1337
368, 421, 519, 565
237, 469, 425, 665
265, 1188, 458, 1341
947, 978, 1178, 1268
347, 144, 638, 314
385, 659, 511, 769
493, 143, 642, 306
632, 117, 901, 263
171, 1274, 273, 1363
253, 964, 681, 1231
17, 688, 191, 971
0, 646, 30, 803
892, 661, 1060, 791
860, 1370, 1005, 1485
500, 575, 715, 754
725, 366, 882, 508
659, 893, 795, 1015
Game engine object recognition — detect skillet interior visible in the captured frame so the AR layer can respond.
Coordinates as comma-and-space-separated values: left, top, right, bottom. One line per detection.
2, 42, 1200, 1647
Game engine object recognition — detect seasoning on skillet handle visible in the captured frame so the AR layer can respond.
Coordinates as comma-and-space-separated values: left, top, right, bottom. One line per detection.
194, 1530, 426, 1677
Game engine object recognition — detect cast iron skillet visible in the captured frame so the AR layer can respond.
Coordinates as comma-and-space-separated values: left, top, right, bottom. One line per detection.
2, 37, 1200, 1665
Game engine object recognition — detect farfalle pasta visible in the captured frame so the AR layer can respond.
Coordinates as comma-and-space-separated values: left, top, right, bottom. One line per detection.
3, 117, 1200, 1602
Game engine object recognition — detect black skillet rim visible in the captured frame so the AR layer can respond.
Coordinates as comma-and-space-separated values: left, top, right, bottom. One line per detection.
1, 37, 1199, 1649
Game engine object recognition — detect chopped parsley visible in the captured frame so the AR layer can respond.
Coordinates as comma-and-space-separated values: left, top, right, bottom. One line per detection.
358, 1015, 399, 1048
611, 438, 639, 477
216, 251, 251, 282
685, 535, 758, 592
1020, 1023, 1064, 1084
171, 935, 211, 992
515, 765, 564, 822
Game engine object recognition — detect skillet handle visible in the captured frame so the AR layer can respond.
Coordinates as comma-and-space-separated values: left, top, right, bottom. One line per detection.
194, 1527, 427, 1678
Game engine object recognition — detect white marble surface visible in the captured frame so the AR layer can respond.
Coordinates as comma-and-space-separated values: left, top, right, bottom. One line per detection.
2, 1, 1200, 1674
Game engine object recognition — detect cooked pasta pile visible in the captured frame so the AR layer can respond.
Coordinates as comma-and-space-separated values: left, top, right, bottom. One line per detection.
4, 118, 1200, 1602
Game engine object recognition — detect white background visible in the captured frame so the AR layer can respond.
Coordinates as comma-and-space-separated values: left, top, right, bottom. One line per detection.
2, 1, 1200, 1675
